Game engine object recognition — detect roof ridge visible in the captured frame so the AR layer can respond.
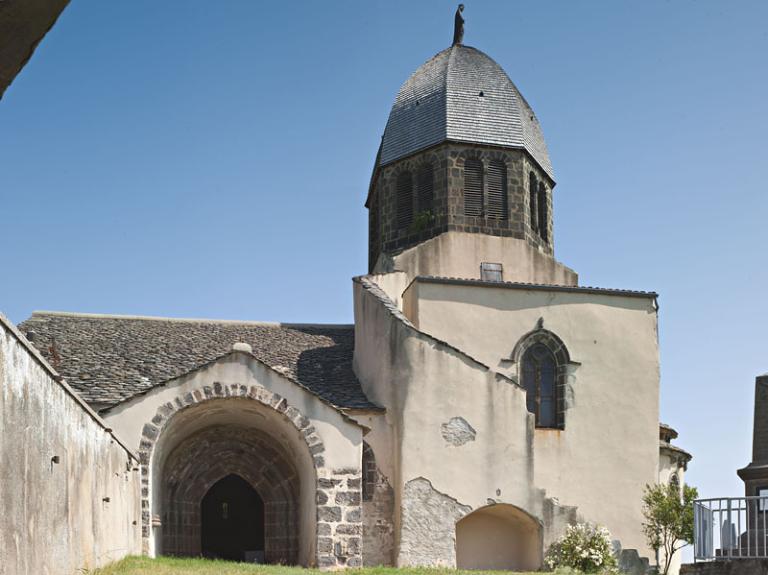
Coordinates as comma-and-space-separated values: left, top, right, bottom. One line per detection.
28, 311, 353, 329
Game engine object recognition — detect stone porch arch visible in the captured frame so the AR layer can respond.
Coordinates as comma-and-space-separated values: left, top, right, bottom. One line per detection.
136, 380, 362, 567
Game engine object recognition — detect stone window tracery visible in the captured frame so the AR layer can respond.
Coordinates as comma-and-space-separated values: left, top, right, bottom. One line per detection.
514, 327, 572, 430
521, 344, 558, 428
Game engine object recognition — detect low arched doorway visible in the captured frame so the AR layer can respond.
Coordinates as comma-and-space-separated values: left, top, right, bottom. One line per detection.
455, 504, 543, 571
201, 474, 265, 562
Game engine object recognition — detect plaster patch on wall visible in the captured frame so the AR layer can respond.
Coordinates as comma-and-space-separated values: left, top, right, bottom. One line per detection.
441, 417, 476, 446
399, 477, 471, 566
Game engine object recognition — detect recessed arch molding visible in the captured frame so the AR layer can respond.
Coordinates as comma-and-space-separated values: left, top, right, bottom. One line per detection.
137, 381, 363, 567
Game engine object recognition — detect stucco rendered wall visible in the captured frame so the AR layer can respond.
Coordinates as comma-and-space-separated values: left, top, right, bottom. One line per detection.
353, 278, 578, 568
402, 279, 660, 557
104, 352, 364, 567
379, 231, 577, 286
0, 314, 141, 575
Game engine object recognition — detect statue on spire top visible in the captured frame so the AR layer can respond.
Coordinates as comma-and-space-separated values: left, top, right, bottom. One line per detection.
453, 4, 465, 46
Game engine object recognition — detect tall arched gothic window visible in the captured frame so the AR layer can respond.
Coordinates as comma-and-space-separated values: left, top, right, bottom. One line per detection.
396, 171, 413, 230
521, 343, 558, 428
515, 328, 570, 429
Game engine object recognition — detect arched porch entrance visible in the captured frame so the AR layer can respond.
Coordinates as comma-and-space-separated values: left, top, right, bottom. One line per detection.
455, 503, 543, 571
201, 474, 265, 561
149, 396, 317, 565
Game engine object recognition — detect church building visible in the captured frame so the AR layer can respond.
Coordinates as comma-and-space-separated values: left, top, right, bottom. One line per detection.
10, 10, 690, 571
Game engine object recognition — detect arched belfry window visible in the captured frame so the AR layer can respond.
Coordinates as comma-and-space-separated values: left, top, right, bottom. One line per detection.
514, 328, 571, 429
528, 172, 538, 233
396, 171, 413, 230
463, 159, 484, 217
416, 164, 434, 213
537, 181, 548, 242
487, 160, 508, 219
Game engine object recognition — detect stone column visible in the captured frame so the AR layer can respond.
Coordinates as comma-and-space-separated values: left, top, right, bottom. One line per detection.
737, 375, 768, 495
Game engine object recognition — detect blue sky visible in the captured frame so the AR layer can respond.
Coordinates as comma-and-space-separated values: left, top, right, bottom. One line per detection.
1, 0, 767, 534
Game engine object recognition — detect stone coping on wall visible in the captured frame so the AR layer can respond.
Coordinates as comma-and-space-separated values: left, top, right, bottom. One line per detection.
407, 275, 659, 300
0, 311, 138, 462
353, 276, 520, 391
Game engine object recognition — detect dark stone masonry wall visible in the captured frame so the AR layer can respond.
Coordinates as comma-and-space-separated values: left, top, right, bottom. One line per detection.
368, 142, 555, 271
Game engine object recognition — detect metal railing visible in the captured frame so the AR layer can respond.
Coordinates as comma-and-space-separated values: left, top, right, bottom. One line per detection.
694, 497, 768, 561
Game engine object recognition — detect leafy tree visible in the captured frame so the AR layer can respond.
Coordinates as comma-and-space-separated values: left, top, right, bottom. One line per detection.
642, 482, 698, 575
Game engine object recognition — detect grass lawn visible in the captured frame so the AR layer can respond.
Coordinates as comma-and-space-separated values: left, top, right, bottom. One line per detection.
86, 556, 534, 575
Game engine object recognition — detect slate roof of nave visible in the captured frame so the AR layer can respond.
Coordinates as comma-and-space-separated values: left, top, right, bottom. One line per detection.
18, 311, 379, 411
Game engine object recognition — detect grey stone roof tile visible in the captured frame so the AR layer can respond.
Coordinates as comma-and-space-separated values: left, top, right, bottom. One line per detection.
18, 312, 379, 411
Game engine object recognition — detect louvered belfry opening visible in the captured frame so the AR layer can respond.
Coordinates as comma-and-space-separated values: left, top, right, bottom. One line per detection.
369, 192, 380, 270
486, 160, 508, 219
537, 181, 548, 242
463, 159, 484, 217
416, 164, 434, 213
368, 144, 558, 270
529, 172, 538, 233
396, 171, 414, 230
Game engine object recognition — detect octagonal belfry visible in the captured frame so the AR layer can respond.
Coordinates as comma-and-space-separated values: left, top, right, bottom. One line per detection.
366, 44, 570, 286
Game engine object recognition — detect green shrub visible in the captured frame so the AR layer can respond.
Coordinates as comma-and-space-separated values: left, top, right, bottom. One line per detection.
545, 523, 618, 574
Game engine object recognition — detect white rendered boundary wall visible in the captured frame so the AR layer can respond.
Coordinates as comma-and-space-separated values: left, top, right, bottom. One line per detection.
0, 313, 141, 575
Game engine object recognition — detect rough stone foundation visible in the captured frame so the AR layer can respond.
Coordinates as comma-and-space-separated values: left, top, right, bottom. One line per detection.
399, 477, 472, 566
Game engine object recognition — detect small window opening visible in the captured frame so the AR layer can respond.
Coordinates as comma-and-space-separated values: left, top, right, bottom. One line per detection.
758, 487, 768, 511
362, 442, 376, 502
480, 262, 503, 282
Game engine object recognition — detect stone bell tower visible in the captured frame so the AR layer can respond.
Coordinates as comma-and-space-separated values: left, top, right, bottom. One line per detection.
366, 15, 576, 286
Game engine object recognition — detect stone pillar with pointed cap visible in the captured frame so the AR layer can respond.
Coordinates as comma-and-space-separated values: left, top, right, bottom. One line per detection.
737, 374, 768, 495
